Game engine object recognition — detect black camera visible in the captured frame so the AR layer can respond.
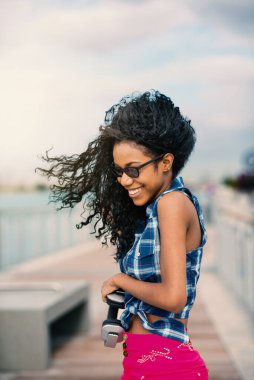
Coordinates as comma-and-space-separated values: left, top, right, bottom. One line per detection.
101, 289, 125, 348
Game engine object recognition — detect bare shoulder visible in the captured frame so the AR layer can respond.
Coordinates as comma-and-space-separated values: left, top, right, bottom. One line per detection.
157, 190, 192, 209
157, 190, 193, 224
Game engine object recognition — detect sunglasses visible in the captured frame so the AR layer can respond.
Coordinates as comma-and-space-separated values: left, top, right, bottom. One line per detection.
111, 154, 164, 178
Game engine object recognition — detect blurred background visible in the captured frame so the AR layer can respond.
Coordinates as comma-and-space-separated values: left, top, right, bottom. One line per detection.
0, 1, 253, 379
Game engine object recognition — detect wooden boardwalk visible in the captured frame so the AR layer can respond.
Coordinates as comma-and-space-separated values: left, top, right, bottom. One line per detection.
0, 231, 244, 380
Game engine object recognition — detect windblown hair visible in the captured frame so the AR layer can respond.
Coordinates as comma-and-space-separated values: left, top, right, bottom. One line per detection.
37, 90, 196, 261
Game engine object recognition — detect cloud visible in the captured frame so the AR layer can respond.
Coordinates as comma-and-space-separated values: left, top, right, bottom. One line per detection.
1, 0, 253, 55
0, 0, 194, 53
0, 0, 253, 184
37, 0, 195, 52
183, 0, 254, 46
118, 54, 254, 131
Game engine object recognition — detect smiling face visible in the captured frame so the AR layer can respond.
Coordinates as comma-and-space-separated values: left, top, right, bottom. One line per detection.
113, 140, 174, 206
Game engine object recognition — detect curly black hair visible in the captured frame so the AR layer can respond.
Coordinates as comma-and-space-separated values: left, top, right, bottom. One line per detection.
36, 90, 196, 261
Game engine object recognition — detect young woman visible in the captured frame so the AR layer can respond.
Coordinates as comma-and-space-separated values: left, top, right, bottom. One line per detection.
38, 90, 209, 379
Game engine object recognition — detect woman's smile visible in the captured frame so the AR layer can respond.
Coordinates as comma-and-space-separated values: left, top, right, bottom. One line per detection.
127, 186, 144, 198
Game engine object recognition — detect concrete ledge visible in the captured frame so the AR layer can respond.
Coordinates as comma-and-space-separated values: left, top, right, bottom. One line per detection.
0, 281, 90, 371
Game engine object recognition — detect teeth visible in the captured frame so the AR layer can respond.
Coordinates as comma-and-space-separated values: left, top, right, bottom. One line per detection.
129, 187, 142, 195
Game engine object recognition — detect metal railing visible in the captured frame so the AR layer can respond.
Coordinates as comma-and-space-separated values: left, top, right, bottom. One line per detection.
0, 205, 93, 272
213, 186, 254, 315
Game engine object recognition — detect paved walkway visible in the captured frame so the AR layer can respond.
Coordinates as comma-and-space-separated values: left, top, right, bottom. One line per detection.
0, 226, 252, 380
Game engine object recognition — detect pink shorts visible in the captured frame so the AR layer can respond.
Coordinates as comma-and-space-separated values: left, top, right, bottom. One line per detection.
120, 332, 209, 380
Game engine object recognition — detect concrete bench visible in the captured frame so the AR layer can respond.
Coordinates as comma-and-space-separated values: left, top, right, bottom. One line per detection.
0, 281, 90, 370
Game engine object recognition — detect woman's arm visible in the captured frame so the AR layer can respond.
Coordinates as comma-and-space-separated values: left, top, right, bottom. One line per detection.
101, 191, 190, 313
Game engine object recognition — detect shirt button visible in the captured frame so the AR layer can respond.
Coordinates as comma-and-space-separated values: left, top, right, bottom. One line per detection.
136, 252, 140, 256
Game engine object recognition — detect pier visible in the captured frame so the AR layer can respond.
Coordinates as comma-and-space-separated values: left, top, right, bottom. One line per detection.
0, 224, 252, 379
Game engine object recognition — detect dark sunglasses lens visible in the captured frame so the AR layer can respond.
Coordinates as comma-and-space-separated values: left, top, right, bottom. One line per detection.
115, 169, 123, 177
111, 164, 139, 178
111, 165, 122, 177
125, 167, 139, 178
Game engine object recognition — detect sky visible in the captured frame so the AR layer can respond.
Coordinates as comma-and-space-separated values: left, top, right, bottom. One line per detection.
0, 0, 253, 186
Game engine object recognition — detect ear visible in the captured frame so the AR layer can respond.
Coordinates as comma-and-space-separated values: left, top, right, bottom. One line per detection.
162, 153, 174, 172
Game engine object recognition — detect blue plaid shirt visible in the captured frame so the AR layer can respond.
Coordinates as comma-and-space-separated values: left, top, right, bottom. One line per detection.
119, 176, 208, 343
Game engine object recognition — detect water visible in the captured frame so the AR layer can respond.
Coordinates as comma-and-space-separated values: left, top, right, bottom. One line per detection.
0, 191, 51, 209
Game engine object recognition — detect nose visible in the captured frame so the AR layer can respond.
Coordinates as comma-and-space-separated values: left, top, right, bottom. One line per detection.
118, 172, 134, 187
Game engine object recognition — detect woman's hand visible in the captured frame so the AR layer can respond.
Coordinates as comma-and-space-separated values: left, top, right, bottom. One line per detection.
101, 273, 124, 303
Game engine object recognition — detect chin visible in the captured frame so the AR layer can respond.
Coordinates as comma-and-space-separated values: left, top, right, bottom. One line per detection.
132, 195, 150, 207
132, 199, 144, 206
